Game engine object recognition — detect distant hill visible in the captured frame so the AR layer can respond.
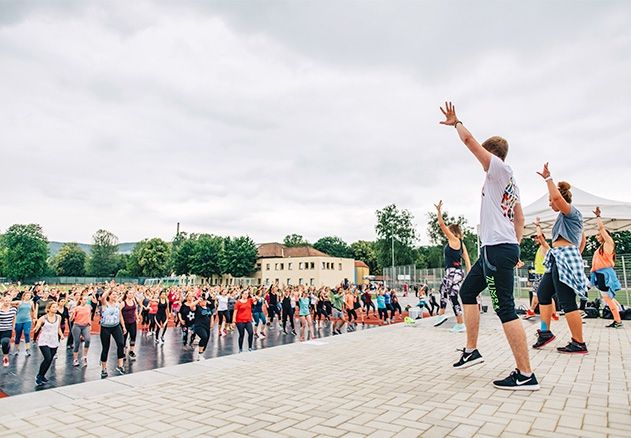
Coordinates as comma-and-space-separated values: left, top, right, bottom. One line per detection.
48, 241, 138, 257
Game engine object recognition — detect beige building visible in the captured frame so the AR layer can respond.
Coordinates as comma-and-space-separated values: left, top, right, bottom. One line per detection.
253, 243, 355, 288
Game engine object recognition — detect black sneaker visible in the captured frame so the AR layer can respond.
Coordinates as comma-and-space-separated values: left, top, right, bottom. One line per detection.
557, 339, 588, 354
101, 369, 108, 379
532, 329, 556, 349
493, 369, 540, 391
453, 348, 484, 369
115, 366, 125, 375
41, 376, 49, 383
129, 351, 137, 359
35, 376, 44, 386
606, 321, 623, 328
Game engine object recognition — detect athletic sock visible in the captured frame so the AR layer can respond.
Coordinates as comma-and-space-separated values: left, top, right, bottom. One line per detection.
540, 321, 548, 331
520, 371, 533, 377
464, 348, 475, 354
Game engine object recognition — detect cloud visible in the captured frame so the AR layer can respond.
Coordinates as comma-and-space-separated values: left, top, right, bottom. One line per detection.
1, 1, 630, 246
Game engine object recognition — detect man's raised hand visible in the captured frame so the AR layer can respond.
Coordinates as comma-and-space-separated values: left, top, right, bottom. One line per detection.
439, 101, 458, 126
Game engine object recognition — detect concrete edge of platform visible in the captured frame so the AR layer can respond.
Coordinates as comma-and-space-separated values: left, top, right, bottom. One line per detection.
0, 320, 413, 415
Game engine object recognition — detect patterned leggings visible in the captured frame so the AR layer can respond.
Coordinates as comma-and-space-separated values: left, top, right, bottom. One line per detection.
440, 267, 464, 316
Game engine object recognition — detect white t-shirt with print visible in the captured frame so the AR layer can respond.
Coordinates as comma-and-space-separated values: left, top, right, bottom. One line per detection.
217, 294, 228, 311
479, 155, 520, 246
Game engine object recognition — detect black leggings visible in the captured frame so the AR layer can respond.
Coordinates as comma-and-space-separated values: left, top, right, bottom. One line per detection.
282, 308, 295, 331
194, 325, 210, 349
38, 346, 57, 377
267, 306, 280, 323
0, 331, 12, 355
364, 300, 376, 314
124, 322, 137, 347
429, 295, 439, 316
100, 324, 125, 362
537, 255, 579, 313
391, 302, 402, 316
236, 322, 253, 350
347, 309, 357, 322
378, 308, 388, 321
316, 306, 328, 321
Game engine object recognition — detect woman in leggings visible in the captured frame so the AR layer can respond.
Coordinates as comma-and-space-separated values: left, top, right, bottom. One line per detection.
122, 289, 139, 359
0, 295, 17, 367
192, 294, 212, 360
533, 166, 588, 353
33, 301, 64, 386
233, 289, 254, 352
591, 207, 624, 328
99, 289, 126, 378
433, 201, 471, 332
216, 290, 229, 336
315, 290, 328, 328
70, 294, 91, 367
155, 291, 170, 344
298, 290, 315, 341
12, 290, 35, 357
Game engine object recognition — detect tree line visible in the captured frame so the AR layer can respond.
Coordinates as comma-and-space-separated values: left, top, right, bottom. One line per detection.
3, 207, 627, 282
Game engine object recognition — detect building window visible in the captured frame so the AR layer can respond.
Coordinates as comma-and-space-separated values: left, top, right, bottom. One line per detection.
256, 263, 261, 271
299, 278, 304, 285
275, 263, 279, 270
310, 278, 315, 286
280, 263, 284, 270
287, 278, 291, 285
257, 278, 262, 285
275, 278, 279, 284
339, 263, 343, 271
265, 279, 270, 285
322, 262, 326, 270
288, 263, 292, 270
266, 264, 270, 271
299, 262, 303, 270
310, 262, 315, 269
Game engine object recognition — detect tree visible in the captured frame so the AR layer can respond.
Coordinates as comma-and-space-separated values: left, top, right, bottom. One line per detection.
51, 243, 87, 276
313, 236, 353, 258
171, 233, 197, 275
0, 234, 6, 277
88, 229, 119, 277
221, 236, 258, 278
128, 238, 171, 277
375, 205, 418, 268
284, 234, 309, 247
1, 224, 49, 281
519, 236, 539, 263
426, 210, 479, 262
190, 234, 223, 278
351, 240, 380, 275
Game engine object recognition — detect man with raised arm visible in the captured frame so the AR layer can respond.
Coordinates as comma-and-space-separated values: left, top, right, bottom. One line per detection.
438, 102, 539, 391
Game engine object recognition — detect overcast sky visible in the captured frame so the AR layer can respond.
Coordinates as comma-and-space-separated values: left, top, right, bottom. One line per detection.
1, 0, 630, 245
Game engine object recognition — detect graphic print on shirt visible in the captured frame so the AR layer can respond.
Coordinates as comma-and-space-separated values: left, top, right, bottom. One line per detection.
500, 177, 519, 221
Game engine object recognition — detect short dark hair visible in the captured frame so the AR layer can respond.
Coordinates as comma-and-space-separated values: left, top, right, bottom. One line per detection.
481, 136, 509, 161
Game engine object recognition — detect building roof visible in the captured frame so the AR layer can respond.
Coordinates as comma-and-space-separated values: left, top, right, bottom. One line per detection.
354, 260, 369, 268
257, 243, 330, 259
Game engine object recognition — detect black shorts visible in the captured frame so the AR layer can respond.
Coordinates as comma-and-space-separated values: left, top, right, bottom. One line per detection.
460, 244, 520, 323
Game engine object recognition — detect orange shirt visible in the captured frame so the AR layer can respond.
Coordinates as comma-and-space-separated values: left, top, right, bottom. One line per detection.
344, 293, 355, 309
72, 305, 91, 326
591, 249, 615, 272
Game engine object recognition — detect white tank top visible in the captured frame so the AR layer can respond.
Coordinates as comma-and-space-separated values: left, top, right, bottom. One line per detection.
38, 315, 60, 348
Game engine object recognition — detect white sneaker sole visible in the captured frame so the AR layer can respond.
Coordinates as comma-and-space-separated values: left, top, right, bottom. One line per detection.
453, 357, 484, 369
434, 317, 449, 327
493, 383, 540, 391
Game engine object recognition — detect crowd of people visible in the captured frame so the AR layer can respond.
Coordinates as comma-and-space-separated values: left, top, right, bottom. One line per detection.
0, 282, 407, 387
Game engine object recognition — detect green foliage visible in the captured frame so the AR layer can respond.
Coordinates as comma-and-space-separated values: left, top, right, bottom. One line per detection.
221, 236, 258, 278
171, 232, 197, 275
314, 236, 353, 258
0, 234, 6, 277
1, 224, 49, 281
88, 229, 119, 276
128, 238, 171, 277
519, 236, 538, 263
190, 234, 223, 277
283, 234, 309, 247
51, 243, 87, 276
375, 205, 418, 268
351, 240, 380, 275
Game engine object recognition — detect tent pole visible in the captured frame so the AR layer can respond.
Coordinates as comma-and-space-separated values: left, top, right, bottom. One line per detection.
622, 256, 629, 306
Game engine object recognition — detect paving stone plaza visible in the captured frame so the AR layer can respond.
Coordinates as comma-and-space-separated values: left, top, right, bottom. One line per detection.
0, 306, 628, 438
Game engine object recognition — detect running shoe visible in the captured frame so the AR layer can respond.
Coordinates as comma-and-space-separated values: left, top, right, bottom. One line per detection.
433, 316, 449, 327
606, 321, 623, 328
25, 348, 31, 357
259, 333, 266, 339
161, 337, 165, 343
453, 349, 484, 369
129, 351, 137, 360
291, 330, 297, 335
557, 339, 588, 354
101, 369, 108, 379
2, 357, 8, 367
552, 312, 560, 321
493, 369, 540, 391
41, 375, 49, 383
35, 376, 44, 386
451, 323, 466, 333
83, 357, 88, 367
532, 330, 556, 349
12, 350, 19, 357
115, 366, 125, 375
73, 359, 80, 367
248, 348, 253, 352
523, 309, 536, 320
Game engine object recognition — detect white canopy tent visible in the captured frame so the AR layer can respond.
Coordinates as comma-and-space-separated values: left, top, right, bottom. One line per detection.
522, 186, 631, 237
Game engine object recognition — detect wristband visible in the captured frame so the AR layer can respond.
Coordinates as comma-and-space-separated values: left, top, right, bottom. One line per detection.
544, 176, 552, 181
454, 121, 463, 128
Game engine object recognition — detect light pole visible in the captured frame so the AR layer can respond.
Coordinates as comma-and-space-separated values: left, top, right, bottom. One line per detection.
391, 236, 395, 288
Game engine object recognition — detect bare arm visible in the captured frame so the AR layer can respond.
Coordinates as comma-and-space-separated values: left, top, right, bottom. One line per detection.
579, 232, 586, 254
537, 163, 571, 215
594, 207, 615, 253
513, 203, 525, 243
439, 102, 492, 171
434, 201, 458, 242
461, 244, 472, 273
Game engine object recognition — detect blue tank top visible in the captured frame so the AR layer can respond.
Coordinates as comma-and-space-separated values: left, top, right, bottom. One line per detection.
552, 206, 583, 247
16, 302, 33, 324
298, 297, 310, 316
100, 304, 120, 327
252, 298, 264, 313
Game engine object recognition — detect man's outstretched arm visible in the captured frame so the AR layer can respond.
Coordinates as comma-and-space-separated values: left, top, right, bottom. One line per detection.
440, 101, 492, 171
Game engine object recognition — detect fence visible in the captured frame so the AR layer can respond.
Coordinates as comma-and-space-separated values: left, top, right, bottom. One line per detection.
383, 254, 631, 307
14, 277, 144, 285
